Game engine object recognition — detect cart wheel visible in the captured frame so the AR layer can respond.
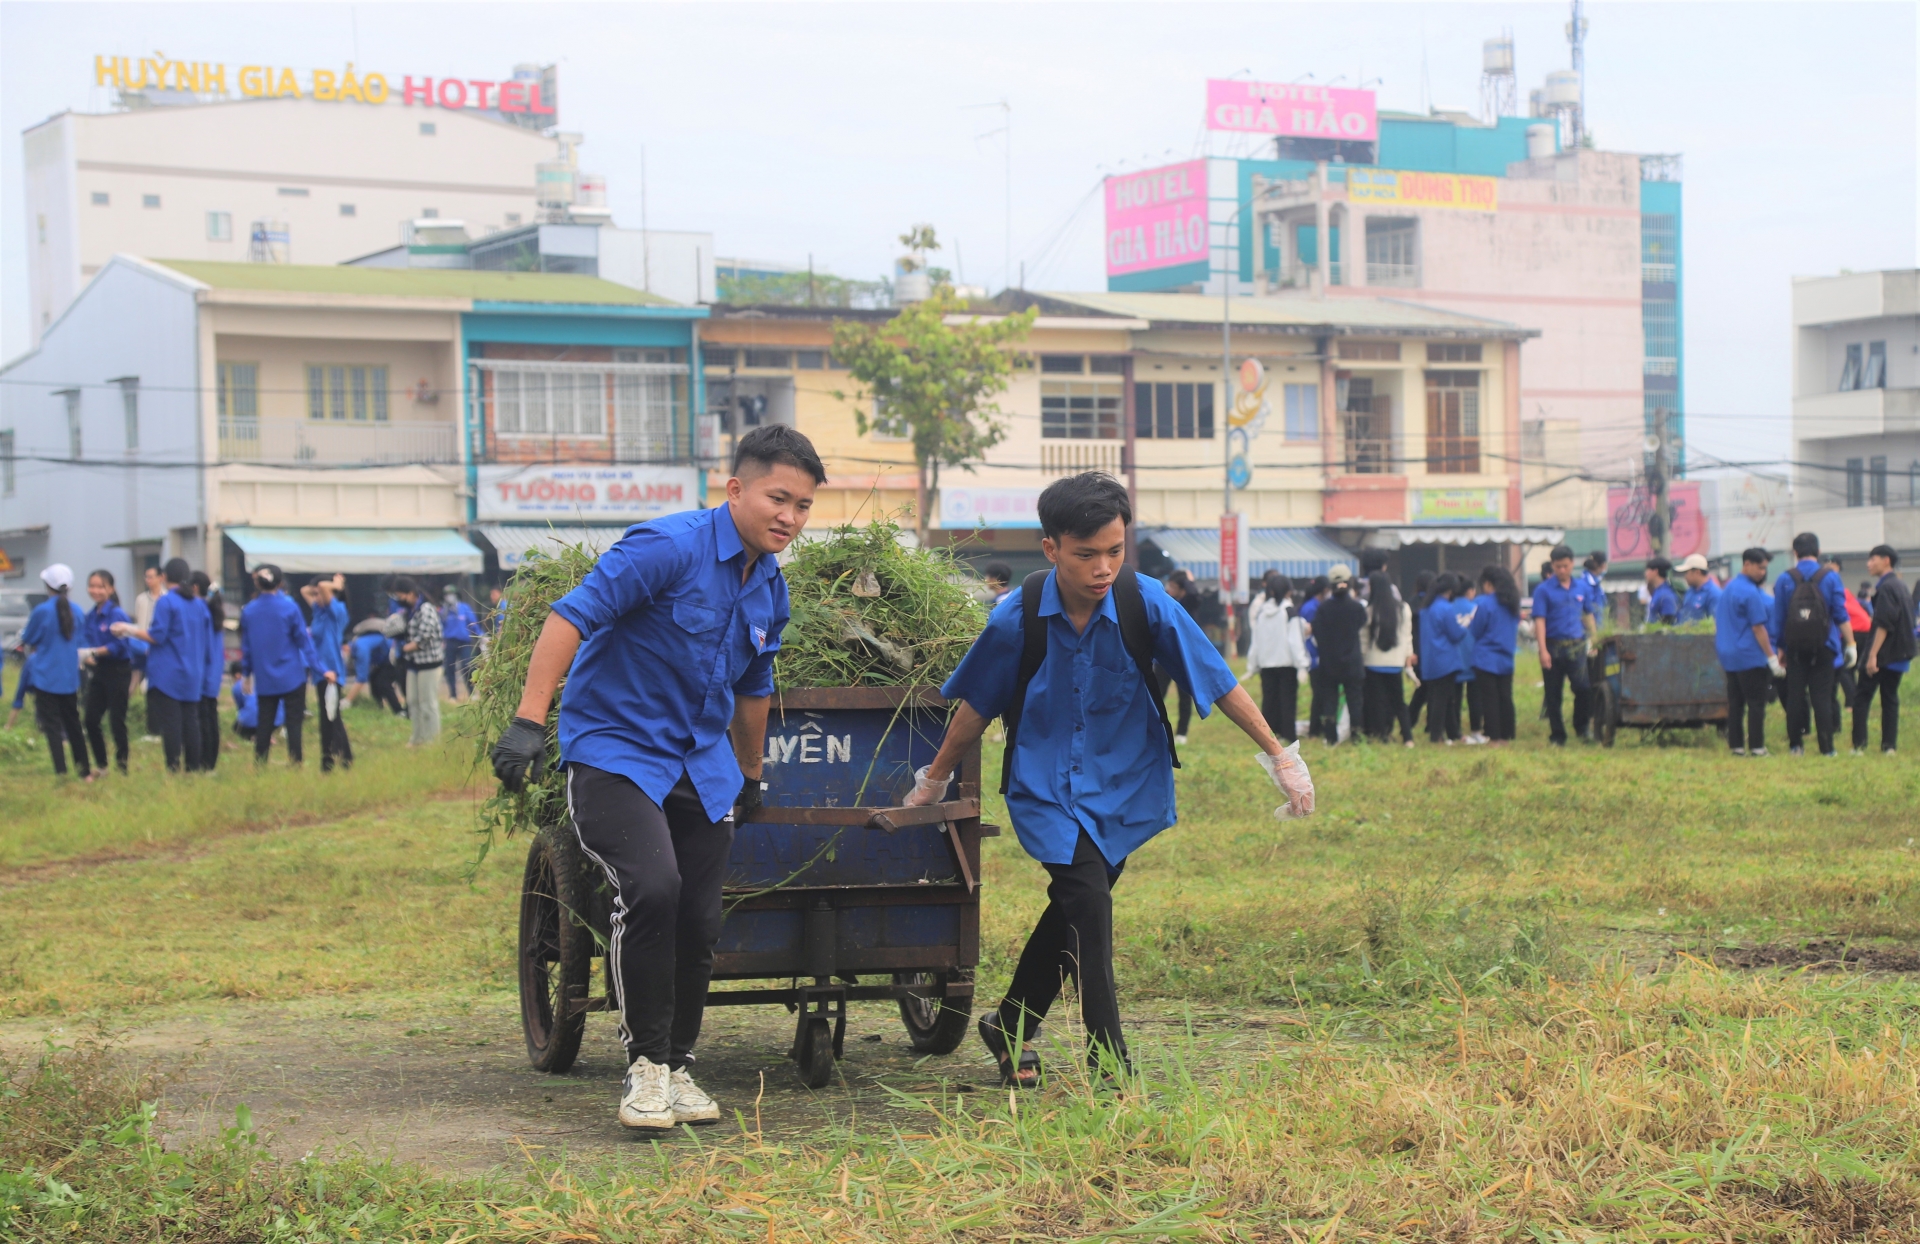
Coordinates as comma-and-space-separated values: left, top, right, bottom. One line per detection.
519, 829, 592, 1073
895, 970, 974, 1054
1593, 681, 1619, 748
797, 1017, 836, 1088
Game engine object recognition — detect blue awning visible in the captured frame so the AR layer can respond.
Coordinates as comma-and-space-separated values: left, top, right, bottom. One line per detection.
1137, 527, 1353, 582
224, 527, 483, 575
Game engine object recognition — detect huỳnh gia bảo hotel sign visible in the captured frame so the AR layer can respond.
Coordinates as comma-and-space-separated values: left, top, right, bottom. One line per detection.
91, 53, 553, 113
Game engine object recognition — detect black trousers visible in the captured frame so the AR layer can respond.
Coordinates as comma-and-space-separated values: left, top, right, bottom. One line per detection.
1259, 667, 1299, 743
146, 689, 201, 773
254, 683, 307, 764
1425, 673, 1461, 742
1406, 678, 1428, 732
1312, 664, 1363, 744
1853, 667, 1904, 752
1783, 649, 1838, 754
1465, 676, 1483, 734
35, 690, 89, 777
1725, 667, 1770, 752
198, 698, 221, 771
1542, 640, 1590, 744
1000, 830, 1127, 1068
1363, 669, 1412, 742
567, 764, 732, 1068
315, 682, 354, 771
369, 661, 405, 714
1477, 670, 1516, 741
83, 658, 132, 772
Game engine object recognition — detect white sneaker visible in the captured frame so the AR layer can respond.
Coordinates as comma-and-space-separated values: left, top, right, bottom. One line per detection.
618, 1056, 674, 1130
1463, 734, 1487, 745
669, 1066, 720, 1124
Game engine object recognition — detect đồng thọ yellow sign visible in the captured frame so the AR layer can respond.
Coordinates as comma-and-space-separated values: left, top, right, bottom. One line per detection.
1347, 167, 1498, 212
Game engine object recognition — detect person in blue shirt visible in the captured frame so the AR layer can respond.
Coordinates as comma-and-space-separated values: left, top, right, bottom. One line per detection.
440, 584, 479, 703
112, 557, 208, 773
1451, 580, 1480, 741
1469, 566, 1521, 743
1716, 547, 1781, 756
1769, 531, 1857, 756
1404, 570, 1435, 733
240, 563, 328, 766
1675, 554, 1722, 625
488, 425, 819, 1133
1855, 544, 1915, 754
303, 576, 353, 771
1418, 573, 1471, 745
189, 572, 227, 772
1532, 544, 1599, 746
903, 473, 1313, 1089
21, 564, 90, 779
1643, 558, 1680, 626
79, 568, 136, 774
231, 679, 287, 740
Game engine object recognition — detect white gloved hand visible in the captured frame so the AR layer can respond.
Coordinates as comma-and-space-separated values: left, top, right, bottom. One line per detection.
903, 765, 950, 808
1256, 743, 1315, 820
1767, 654, 1786, 679
1844, 646, 1858, 671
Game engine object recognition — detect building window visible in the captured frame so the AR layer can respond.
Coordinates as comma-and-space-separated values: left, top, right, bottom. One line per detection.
306, 365, 390, 422
701, 347, 738, 368
1283, 383, 1319, 441
421, 208, 439, 219
743, 349, 792, 369
1425, 371, 1481, 474
1865, 340, 1887, 389
1643, 299, 1678, 374
112, 377, 139, 451
420, 122, 437, 136
36, 215, 46, 246
1336, 341, 1400, 362
493, 370, 607, 437
1840, 343, 1863, 391
91, 192, 109, 206
1040, 355, 1085, 374
1642, 212, 1677, 283
1426, 343, 1482, 363
1364, 218, 1419, 287
1341, 376, 1390, 474
1089, 357, 1126, 375
1041, 379, 1122, 440
142, 194, 160, 209
1846, 458, 1865, 508
56, 389, 81, 459
218, 363, 259, 421
1870, 455, 1888, 507
794, 351, 826, 370
869, 397, 909, 442
207, 211, 232, 242
0, 430, 12, 497
277, 187, 310, 197
339, 203, 357, 217
1133, 381, 1215, 439
504, 213, 522, 226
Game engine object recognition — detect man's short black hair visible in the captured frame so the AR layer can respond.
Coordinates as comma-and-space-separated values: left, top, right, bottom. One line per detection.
1359, 548, 1390, 574
733, 424, 826, 485
1871, 543, 1899, 566
1550, 544, 1575, 563
1037, 472, 1131, 541
163, 557, 190, 585
1742, 546, 1771, 566
1647, 556, 1671, 579
982, 561, 1012, 585
1792, 531, 1820, 559
390, 575, 419, 597
1588, 551, 1609, 566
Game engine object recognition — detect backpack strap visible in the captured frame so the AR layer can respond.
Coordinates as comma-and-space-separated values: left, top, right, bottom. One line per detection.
999, 570, 1052, 795
1113, 567, 1181, 773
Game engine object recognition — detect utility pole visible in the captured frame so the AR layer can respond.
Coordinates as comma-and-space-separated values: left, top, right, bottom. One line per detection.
1647, 404, 1672, 558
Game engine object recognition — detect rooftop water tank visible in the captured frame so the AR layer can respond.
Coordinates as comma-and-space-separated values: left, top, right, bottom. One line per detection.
1526, 123, 1556, 159
1483, 38, 1514, 74
1543, 69, 1581, 106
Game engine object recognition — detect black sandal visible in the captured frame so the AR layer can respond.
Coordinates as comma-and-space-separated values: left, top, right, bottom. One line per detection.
978, 1013, 1042, 1089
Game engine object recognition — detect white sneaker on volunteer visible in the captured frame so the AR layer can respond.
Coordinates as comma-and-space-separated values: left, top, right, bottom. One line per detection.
670, 1066, 720, 1124
618, 1056, 674, 1130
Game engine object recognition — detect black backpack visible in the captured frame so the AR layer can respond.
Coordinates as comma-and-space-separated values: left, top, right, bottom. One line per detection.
999, 566, 1179, 794
1782, 567, 1835, 654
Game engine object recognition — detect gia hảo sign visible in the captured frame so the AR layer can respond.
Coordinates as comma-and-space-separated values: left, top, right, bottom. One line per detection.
1105, 160, 1209, 277
1348, 167, 1498, 213
1206, 81, 1378, 141
92, 54, 554, 114
476, 464, 696, 523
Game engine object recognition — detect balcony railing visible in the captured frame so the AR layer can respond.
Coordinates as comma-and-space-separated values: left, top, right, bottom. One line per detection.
1643, 357, 1678, 377
1365, 262, 1420, 287
1039, 440, 1122, 477
218, 418, 459, 465
1642, 263, 1676, 283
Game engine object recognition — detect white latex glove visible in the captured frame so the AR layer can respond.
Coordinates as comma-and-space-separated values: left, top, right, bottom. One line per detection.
902, 765, 950, 808
1767, 654, 1786, 679
1257, 744, 1315, 820
1843, 646, 1858, 671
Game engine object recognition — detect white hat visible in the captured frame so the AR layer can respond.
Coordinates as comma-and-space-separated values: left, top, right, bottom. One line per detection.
1678, 553, 1710, 575
39, 563, 72, 591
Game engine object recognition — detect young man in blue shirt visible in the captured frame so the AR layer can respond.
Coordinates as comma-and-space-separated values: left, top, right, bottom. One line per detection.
112, 557, 208, 773
240, 564, 329, 766
1675, 554, 1721, 625
1531, 545, 1598, 745
1643, 558, 1679, 626
1856, 544, 1915, 754
1770, 531, 1857, 756
1715, 547, 1782, 756
489, 425, 820, 1132
904, 473, 1314, 1087
440, 584, 480, 702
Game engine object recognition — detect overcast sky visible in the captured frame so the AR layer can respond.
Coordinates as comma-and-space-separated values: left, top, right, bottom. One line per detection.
3, 1, 1914, 468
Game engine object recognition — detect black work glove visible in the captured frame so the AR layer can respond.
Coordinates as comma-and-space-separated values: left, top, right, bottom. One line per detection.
491, 716, 547, 792
736, 774, 766, 816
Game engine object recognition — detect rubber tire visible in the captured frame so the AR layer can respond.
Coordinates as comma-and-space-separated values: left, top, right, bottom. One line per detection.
895, 970, 975, 1054
797, 1017, 836, 1089
519, 829, 593, 1073
1594, 680, 1619, 748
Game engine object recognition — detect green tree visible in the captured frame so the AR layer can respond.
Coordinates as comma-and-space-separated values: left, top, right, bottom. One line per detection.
831, 290, 1036, 543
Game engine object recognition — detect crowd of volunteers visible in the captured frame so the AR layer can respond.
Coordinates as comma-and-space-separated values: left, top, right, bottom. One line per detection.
8, 556, 497, 780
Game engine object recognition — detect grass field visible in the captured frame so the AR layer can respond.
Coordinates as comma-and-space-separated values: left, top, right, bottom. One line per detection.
5, 654, 1920, 1240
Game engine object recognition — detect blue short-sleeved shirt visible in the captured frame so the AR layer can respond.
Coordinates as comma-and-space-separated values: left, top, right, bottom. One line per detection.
146, 588, 208, 702
241, 591, 321, 697
1300, 595, 1322, 667
1418, 598, 1469, 679
1647, 582, 1679, 625
1451, 597, 1478, 681
308, 599, 348, 682
1579, 570, 1606, 616
1676, 578, 1720, 625
83, 601, 134, 663
21, 599, 82, 695
1770, 559, 1853, 658
1715, 575, 1773, 671
199, 603, 224, 699
1532, 577, 1594, 643
351, 632, 386, 683
441, 600, 478, 642
942, 570, 1237, 868
552, 505, 789, 823
1469, 598, 1519, 675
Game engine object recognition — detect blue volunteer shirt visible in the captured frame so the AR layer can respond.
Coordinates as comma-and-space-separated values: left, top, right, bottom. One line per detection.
351, 632, 386, 683
21, 599, 82, 695
146, 588, 208, 702
942, 570, 1238, 869
1531, 577, 1593, 643
308, 598, 348, 683
1300, 595, 1322, 667
1418, 598, 1469, 679
1451, 597, 1477, 682
83, 600, 134, 662
442, 600, 478, 642
1469, 597, 1519, 675
1676, 577, 1721, 625
1647, 582, 1679, 625
1769, 559, 1852, 658
552, 505, 789, 824
1579, 569, 1606, 617
199, 604, 224, 700
241, 591, 322, 697
1715, 574, 1772, 672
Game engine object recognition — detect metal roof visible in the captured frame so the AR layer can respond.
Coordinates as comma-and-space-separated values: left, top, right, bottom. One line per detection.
225, 526, 482, 574
151, 260, 679, 307
472, 524, 627, 569
1138, 526, 1353, 582
1015, 291, 1537, 339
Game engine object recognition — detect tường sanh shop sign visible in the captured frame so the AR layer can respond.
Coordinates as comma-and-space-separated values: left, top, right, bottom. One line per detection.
1348, 167, 1498, 212
476, 464, 696, 523
1205, 81, 1377, 141
1105, 160, 1209, 278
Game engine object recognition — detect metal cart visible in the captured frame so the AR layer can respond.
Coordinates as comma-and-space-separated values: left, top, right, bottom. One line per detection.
516, 686, 992, 1087
1590, 632, 1729, 746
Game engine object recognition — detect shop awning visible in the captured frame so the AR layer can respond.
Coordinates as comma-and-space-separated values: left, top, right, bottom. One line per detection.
473, 524, 629, 569
1371, 526, 1564, 548
224, 527, 483, 574
1137, 527, 1353, 582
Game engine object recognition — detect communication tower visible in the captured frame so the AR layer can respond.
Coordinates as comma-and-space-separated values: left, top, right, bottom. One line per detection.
1480, 32, 1517, 123
1565, 0, 1589, 146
